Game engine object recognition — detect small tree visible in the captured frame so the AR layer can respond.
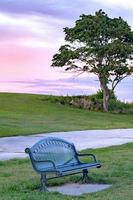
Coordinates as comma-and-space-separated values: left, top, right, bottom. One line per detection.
52, 10, 133, 111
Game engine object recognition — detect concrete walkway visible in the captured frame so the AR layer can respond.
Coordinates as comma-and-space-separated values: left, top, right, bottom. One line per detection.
0, 129, 133, 161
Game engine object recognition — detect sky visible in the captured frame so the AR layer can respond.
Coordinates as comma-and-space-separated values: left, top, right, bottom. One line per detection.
0, 0, 133, 101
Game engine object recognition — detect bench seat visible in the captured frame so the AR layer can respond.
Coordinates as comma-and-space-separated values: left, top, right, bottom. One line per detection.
39, 162, 100, 173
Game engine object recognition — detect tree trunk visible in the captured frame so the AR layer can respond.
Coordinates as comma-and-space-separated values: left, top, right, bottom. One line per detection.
99, 76, 110, 112
102, 87, 110, 112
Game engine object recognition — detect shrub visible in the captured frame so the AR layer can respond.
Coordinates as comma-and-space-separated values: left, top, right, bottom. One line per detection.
109, 100, 133, 113
47, 92, 133, 113
90, 89, 117, 101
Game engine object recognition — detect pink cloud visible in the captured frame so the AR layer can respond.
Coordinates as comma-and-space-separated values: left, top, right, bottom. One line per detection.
0, 45, 56, 80
0, 43, 72, 81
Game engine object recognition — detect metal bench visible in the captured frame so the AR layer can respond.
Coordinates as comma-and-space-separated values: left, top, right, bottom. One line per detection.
25, 137, 101, 191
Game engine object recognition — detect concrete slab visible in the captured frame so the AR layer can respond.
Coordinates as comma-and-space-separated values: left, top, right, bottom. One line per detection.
49, 183, 111, 196
0, 128, 133, 160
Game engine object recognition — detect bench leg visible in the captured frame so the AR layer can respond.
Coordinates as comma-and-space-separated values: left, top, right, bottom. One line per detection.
40, 173, 48, 192
82, 169, 89, 183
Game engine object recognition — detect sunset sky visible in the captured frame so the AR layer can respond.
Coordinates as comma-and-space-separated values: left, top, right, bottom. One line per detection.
0, 0, 133, 101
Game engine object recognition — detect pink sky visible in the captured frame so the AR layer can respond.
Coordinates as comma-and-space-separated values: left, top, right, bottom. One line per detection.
0, 45, 56, 80
0, 0, 133, 101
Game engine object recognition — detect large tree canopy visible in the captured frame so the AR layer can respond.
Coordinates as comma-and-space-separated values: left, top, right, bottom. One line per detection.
52, 10, 133, 111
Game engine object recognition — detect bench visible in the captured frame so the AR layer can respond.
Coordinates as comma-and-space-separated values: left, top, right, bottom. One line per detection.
25, 137, 101, 191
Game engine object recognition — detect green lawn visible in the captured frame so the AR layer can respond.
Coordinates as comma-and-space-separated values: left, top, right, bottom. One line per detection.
0, 143, 133, 200
0, 93, 133, 137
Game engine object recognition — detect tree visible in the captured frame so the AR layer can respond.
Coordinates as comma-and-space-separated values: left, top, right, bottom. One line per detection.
51, 10, 133, 111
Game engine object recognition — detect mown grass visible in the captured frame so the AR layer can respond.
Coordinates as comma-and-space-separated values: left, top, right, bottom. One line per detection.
0, 143, 133, 200
0, 93, 133, 137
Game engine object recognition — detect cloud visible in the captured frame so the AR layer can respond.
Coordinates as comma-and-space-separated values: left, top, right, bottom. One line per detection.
0, 77, 99, 96
93, 0, 133, 10
0, 0, 79, 19
0, 0, 133, 49
0, 79, 98, 95
0, 12, 66, 49
0, 77, 133, 102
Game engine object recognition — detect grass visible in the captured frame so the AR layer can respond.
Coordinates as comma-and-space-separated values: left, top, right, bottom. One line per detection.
0, 143, 133, 200
0, 93, 133, 137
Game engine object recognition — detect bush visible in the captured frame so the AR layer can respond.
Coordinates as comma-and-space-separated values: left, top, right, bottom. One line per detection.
109, 100, 133, 113
90, 89, 117, 101
47, 92, 133, 113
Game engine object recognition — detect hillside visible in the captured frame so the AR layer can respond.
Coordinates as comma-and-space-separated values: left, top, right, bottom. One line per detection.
0, 93, 133, 137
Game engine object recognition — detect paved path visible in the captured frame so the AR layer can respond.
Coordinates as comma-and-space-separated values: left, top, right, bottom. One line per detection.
0, 129, 133, 161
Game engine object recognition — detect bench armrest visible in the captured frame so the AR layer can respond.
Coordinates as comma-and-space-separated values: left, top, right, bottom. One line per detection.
35, 160, 62, 175
25, 148, 61, 174
77, 153, 97, 163
32, 157, 57, 169
35, 158, 62, 175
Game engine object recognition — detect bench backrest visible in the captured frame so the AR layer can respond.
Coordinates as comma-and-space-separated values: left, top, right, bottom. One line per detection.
26, 137, 79, 172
